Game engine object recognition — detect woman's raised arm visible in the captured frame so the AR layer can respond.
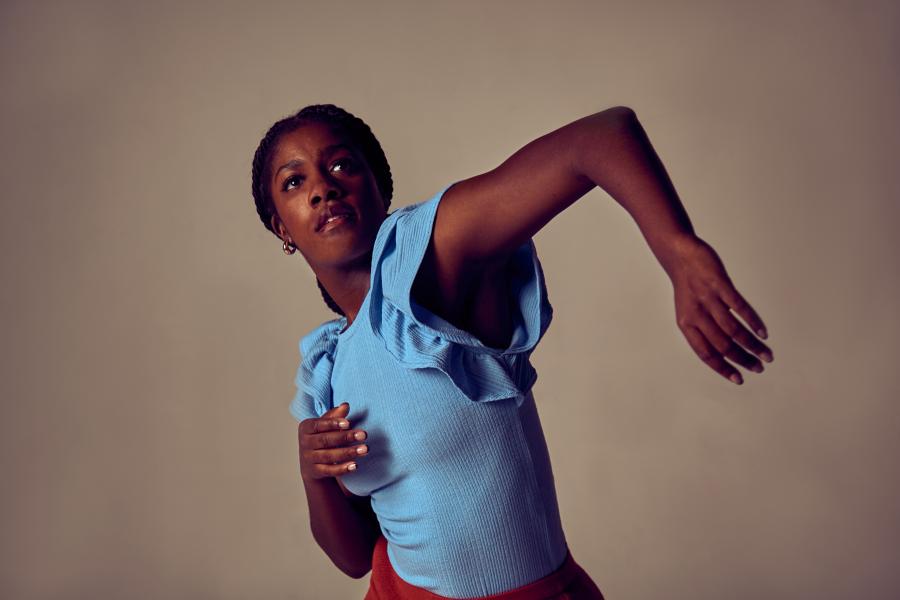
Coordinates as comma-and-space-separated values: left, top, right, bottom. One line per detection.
427, 106, 774, 384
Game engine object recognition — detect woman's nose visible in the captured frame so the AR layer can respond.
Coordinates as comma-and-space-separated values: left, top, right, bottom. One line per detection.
309, 176, 340, 206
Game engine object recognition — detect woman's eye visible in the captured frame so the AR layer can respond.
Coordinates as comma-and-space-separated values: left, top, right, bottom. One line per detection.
283, 175, 302, 191
331, 158, 354, 173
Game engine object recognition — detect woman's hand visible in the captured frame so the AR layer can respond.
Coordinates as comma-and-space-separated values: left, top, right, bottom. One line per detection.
297, 402, 379, 578
665, 235, 774, 385
299, 402, 369, 481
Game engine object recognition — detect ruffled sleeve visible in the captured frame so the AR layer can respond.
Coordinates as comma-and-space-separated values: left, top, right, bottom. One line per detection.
367, 183, 554, 407
288, 318, 345, 422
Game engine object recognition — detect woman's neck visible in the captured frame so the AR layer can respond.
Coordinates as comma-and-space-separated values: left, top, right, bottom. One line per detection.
316, 261, 371, 327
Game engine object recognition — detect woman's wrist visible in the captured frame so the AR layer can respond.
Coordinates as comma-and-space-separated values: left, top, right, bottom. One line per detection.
651, 232, 706, 283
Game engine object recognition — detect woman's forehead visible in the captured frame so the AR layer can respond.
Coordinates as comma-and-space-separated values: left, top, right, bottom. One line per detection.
273, 123, 357, 163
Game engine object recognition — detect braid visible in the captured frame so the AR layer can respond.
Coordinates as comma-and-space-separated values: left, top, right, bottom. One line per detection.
251, 104, 394, 318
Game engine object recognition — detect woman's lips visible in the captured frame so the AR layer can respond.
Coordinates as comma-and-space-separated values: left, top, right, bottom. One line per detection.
319, 213, 354, 233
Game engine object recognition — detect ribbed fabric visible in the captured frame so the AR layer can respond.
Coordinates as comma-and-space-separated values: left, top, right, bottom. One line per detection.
366, 535, 605, 599
290, 184, 569, 599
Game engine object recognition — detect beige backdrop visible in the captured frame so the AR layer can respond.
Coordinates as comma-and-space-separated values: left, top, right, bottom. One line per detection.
2, 0, 898, 598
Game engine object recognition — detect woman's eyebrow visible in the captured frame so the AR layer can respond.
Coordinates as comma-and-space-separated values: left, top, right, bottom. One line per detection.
274, 144, 353, 178
274, 159, 303, 178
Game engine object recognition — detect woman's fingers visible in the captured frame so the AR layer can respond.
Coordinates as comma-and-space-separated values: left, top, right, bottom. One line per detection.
680, 298, 774, 384
299, 410, 369, 479
300, 424, 367, 450
718, 282, 770, 341
309, 460, 360, 478
681, 324, 745, 384
669, 236, 773, 384
706, 296, 773, 367
300, 415, 350, 438
305, 439, 368, 478
309, 442, 369, 467
691, 309, 760, 376
676, 292, 768, 384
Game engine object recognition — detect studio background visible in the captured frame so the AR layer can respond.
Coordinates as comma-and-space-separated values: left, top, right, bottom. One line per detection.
2, 1, 898, 598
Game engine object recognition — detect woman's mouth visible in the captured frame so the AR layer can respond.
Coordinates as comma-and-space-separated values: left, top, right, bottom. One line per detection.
319, 213, 354, 233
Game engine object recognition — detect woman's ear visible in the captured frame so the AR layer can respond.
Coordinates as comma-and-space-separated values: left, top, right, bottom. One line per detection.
270, 212, 288, 241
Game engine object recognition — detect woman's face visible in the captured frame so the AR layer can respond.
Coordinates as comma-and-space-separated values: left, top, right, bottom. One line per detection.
268, 121, 387, 272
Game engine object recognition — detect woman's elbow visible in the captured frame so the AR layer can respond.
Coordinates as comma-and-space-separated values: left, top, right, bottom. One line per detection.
581, 106, 638, 136
341, 559, 372, 579
606, 105, 636, 120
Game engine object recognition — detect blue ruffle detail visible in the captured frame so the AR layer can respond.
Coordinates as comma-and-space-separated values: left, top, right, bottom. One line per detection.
367, 185, 553, 407
289, 318, 346, 421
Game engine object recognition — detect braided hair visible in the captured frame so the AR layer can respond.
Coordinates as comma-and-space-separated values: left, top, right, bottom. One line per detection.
251, 104, 394, 317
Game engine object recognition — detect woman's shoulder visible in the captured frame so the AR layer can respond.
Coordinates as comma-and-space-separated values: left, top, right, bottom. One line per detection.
363, 183, 554, 408
299, 318, 345, 355
372, 183, 454, 263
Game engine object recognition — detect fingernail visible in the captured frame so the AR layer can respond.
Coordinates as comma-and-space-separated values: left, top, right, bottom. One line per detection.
356, 445, 368, 455
354, 431, 366, 441
761, 351, 773, 363
751, 363, 764, 373
347, 462, 357, 471
730, 373, 743, 385
339, 420, 350, 429
757, 328, 768, 339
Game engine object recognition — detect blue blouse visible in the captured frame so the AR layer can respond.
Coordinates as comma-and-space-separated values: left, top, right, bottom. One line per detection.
290, 183, 569, 598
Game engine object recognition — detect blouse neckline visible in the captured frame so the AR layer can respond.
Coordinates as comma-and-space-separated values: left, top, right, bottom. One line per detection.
336, 283, 373, 340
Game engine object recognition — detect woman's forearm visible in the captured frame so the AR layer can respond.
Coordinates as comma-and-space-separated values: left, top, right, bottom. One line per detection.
572, 108, 698, 280
302, 475, 381, 578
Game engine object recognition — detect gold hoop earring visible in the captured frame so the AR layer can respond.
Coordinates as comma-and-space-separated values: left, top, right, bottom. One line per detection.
283, 240, 297, 255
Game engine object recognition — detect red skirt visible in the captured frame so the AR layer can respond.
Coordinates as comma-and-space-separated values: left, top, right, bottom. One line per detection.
364, 535, 605, 600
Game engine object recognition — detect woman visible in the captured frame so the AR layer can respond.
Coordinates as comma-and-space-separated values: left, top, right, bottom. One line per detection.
250, 104, 773, 599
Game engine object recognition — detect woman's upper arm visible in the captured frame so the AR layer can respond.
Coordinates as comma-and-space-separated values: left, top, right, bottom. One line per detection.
336, 477, 380, 525
411, 108, 629, 335
430, 107, 633, 272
